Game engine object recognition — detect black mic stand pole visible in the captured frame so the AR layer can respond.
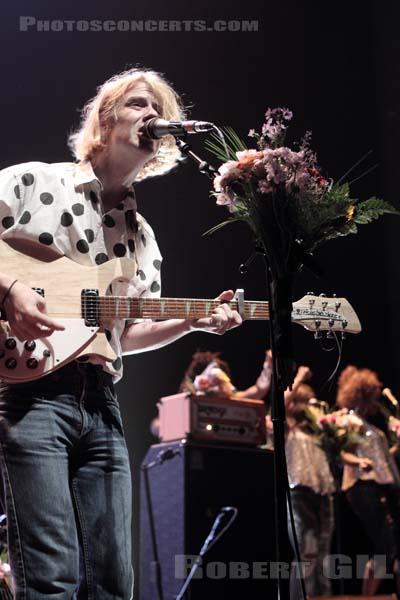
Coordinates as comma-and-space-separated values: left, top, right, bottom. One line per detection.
175, 137, 216, 179
263, 261, 293, 600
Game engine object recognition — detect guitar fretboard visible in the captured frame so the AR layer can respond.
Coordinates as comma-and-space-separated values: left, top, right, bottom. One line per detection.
94, 297, 270, 321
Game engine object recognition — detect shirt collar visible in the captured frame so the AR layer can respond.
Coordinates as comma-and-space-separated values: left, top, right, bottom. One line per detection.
73, 160, 102, 190
73, 161, 137, 210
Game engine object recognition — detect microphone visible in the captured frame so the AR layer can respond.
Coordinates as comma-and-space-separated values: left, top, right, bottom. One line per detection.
142, 118, 214, 139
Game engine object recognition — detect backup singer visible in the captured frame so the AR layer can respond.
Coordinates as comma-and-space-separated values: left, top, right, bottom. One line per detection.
284, 366, 335, 598
0, 68, 241, 599
338, 365, 400, 596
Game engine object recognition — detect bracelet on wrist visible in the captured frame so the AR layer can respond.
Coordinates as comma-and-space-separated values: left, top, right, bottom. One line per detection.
1, 279, 18, 307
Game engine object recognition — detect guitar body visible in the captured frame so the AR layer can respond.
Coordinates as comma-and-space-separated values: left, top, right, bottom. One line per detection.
0, 241, 137, 382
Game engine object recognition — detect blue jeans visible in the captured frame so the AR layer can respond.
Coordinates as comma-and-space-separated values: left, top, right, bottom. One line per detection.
0, 362, 133, 599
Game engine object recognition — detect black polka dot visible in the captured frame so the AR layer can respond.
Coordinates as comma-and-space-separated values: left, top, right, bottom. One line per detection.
141, 234, 146, 246
40, 192, 54, 205
128, 239, 135, 253
76, 239, 89, 254
61, 212, 73, 226
112, 357, 122, 371
95, 253, 109, 265
150, 281, 161, 293
72, 203, 84, 216
89, 191, 98, 203
113, 244, 126, 257
21, 173, 34, 186
105, 329, 112, 342
125, 209, 136, 231
153, 259, 161, 270
14, 185, 20, 199
39, 232, 53, 246
2, 216, 14, 229
61, 178, 65, 186
137, 270, 146, 281
85, 229, 94, 243
103, 215, 115, 228
19, 211, 31, 225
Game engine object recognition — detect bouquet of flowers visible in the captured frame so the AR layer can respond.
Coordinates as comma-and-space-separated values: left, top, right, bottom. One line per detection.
307, 408, 364, 464
207, 108, 398, 276
182, 361, 235, 397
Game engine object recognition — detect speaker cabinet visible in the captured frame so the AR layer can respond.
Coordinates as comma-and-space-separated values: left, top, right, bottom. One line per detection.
139, 441, 276, 599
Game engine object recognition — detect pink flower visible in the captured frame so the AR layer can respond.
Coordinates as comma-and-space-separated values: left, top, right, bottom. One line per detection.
257, 179, 273, 194
215, 190, 237, 206
194, 375, 210, 390
236, 149, 263, 168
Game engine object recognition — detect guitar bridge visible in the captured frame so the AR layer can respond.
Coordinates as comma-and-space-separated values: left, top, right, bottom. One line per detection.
81, 289, 99, 326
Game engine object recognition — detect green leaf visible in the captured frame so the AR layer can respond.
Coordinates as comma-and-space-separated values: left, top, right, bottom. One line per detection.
353, 197, 400, 225
204, 218, 243, 236
205, 127, 248, 162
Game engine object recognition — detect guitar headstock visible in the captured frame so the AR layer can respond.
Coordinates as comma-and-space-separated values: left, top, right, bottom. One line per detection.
292, 294, 361, 335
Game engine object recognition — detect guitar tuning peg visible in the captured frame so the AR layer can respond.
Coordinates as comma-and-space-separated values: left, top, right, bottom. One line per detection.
319, 293, 327, 297
314, 331, 324, 340
332, 293, 337, 298
307, 291, 315, 296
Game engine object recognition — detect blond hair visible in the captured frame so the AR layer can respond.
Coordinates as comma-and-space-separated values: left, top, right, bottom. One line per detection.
68, 67, 186, 181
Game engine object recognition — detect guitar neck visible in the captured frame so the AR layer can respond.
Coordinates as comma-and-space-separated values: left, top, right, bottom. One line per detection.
97, 297, 270, 321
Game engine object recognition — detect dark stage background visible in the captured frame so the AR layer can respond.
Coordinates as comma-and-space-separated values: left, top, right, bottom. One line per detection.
1, 0, 400, 596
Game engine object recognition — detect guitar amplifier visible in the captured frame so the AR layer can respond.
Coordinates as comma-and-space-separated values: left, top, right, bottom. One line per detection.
158, 392, 266, 446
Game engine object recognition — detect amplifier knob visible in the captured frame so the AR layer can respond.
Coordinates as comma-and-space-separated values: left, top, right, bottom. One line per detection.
5, 358, 17, 370
5, 338, 16, 350
24, 341, 36, 352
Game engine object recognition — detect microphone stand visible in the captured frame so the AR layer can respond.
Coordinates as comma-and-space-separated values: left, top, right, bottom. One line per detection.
175, 137, 216, 179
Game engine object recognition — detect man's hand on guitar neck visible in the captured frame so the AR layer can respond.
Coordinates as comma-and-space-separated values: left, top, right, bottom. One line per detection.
188, 290, 242, 335
0, 277, 65, 341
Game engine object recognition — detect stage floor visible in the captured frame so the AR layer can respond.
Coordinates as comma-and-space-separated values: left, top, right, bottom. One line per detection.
311, 595, 396, 600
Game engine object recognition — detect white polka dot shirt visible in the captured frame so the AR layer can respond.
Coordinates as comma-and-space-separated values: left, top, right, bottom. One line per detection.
0, 160, 162, 382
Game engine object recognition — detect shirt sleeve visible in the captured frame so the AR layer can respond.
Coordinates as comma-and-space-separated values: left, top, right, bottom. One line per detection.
0, 166, 25, 237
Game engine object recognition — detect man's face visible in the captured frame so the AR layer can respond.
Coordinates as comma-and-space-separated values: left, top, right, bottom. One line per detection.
107, 82, 162, 162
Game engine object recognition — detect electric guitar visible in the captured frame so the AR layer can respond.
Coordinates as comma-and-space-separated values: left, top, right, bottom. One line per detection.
0, 240, 361, 383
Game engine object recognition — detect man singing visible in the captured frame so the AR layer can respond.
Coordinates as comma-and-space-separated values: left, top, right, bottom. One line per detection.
0, 68, 241, 599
